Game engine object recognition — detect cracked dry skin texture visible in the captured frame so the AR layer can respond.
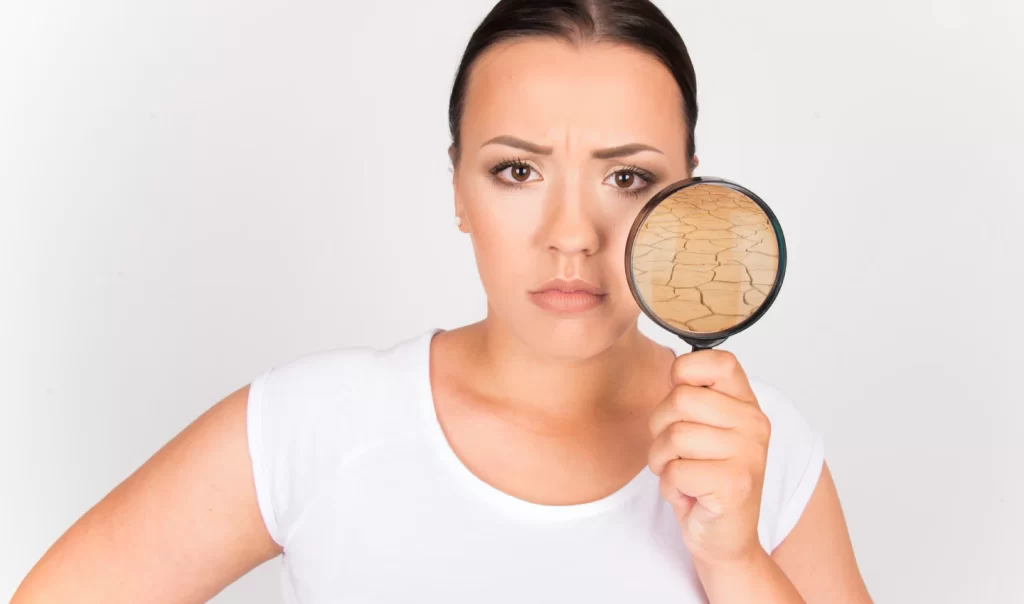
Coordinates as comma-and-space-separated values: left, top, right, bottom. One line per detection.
630, 184, 780, 334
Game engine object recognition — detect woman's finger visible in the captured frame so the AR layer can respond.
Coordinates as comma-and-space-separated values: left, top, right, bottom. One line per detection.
663, 457, 760, 518
647, 421, 742, 476
648, 384, 761, 438
670, 349, 758, 406
661, 457, 726, 501
659, 472, 696, 519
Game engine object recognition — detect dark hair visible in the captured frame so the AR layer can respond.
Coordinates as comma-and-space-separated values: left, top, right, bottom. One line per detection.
447, 0, 698, 170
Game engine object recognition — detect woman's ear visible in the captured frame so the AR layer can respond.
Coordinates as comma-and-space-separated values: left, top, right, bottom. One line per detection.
454, 197, 470, 233
453, 197, 469, 234
692, 154, 700, 170
449, 145, 469, 233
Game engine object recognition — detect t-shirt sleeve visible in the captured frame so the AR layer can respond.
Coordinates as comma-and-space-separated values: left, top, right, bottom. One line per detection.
752, 379, 826, 553
246, 368, 284, 546
245, 349, 365, 549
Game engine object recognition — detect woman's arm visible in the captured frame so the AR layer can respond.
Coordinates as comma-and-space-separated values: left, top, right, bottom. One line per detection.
692, 462, 872, 603
770, 462, 873, 602
11, 384, 281, 604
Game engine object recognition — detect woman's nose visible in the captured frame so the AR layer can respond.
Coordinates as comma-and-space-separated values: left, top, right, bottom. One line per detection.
542, 187, 601, 256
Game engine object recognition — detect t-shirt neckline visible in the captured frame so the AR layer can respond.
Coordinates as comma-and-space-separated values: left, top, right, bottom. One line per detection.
411, 328, 655, 524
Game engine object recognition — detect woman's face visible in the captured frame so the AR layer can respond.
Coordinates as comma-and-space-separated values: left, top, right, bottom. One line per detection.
453, 37, 693, 360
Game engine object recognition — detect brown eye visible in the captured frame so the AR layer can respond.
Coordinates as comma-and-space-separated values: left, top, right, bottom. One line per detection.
491, 161, 541, 186
603, 168, 653, 195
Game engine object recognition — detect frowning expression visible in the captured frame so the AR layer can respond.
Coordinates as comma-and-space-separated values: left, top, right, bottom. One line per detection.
452, 37, 694, 358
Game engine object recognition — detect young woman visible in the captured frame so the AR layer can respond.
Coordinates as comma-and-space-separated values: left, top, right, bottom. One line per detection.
13, 1, 872, 602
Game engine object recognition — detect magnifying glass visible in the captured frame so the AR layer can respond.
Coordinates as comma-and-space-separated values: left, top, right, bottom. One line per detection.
625, 177, 786, 351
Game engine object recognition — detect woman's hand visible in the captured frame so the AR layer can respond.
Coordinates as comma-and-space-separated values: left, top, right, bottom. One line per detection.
648, 348, 771, 568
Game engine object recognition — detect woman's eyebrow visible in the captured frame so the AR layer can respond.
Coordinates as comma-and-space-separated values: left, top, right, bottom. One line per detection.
481, 135, 553, 154
481, 135, 664, 159
592, 143, 664, 159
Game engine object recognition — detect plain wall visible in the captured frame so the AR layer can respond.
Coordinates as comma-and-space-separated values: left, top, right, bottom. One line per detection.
2, 0, 1022, 601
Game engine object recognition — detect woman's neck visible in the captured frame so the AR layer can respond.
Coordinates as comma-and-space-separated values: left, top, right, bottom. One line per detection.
448, 317, 672, 422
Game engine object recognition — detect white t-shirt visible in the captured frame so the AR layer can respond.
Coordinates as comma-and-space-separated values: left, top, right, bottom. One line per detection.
246, 328, 824, 603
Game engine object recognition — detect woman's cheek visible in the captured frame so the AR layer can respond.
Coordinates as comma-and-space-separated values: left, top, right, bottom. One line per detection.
606, 202, 646, 309
466, 211, 533, 292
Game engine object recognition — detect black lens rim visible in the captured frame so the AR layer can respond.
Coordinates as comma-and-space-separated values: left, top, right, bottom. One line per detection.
624, 176, 788, 346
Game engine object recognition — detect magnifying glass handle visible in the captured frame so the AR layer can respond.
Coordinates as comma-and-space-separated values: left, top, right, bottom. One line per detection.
683, 337, 727, 352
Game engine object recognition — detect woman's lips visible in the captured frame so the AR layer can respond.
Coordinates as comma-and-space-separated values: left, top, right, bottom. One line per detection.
530, 290, 606, 312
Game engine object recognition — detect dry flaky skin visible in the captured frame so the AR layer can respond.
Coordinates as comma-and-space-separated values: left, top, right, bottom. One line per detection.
631, 184, 780, 334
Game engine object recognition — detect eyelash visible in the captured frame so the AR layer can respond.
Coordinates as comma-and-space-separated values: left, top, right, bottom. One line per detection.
488, 157, 658, 198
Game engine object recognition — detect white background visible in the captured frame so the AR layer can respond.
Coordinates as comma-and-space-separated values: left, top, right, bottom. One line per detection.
2, 0, 1022, 601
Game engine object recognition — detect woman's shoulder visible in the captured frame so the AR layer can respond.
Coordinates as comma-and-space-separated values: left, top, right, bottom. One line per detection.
747, 377, 826, 553
250, 329, 436, 414
245, 328, 437, 546
248, 329, 438, 443
256, 328, 428, 380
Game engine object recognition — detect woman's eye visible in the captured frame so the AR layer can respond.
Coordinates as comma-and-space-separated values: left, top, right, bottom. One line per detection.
496, 164, 541, 184
604, 170, 650, 192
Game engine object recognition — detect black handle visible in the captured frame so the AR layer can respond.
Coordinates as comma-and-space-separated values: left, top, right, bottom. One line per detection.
683, 336, 727, 352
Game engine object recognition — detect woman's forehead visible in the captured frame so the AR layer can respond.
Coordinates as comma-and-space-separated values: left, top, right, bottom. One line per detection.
461, 38, 688, 155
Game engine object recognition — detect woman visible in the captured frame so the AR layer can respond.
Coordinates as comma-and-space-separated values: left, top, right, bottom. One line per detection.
13, 1, 872, 602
